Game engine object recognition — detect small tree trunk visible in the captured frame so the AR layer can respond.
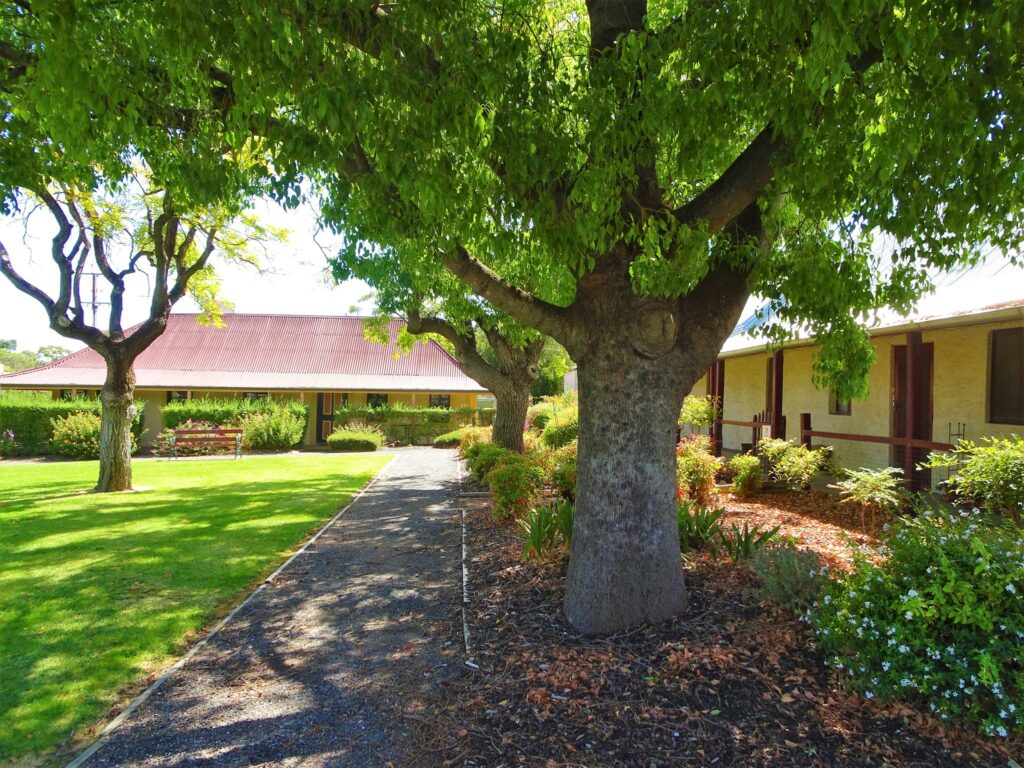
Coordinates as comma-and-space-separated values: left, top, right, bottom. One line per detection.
563, 339, 691, 635
492, 383, 531, 452
96, 355, 137, 492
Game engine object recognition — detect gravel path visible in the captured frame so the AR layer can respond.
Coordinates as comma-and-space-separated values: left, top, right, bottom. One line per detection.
84, 447, 462, 768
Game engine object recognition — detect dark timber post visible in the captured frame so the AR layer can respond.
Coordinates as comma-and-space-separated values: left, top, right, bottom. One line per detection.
904, 330, 922, 488
800, 412, 812, 448
770, 349, 784, 439
707, 359, 725, 455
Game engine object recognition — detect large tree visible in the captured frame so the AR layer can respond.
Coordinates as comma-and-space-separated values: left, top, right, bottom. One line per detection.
3, 1, 1022, 631
0, 178, 274, 491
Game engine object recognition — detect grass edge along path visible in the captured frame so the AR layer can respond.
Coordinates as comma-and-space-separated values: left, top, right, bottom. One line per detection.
0, 452, 393, 764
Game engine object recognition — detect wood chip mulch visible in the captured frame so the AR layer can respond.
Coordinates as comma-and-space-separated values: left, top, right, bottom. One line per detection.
408, 496, 1021, 767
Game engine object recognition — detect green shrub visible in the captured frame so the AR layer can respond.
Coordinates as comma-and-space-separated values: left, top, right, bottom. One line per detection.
678, 394, 718, 429
326, 422, 385, 452
0, 395, 143, 456
486, 453, 546, 519
465, 442, 511, 483
540, 409, 578, 448
458, 426, 492, 455
923, 436, 1024, 520
162, 396, 308, 430
720, 521, 780, 562
829, 466, 907, 531
752, 545, 826, 612
757, 437, 827, 490
677, 501, 725, 557
528, 392, 577, 433
676, 434, 722, 504
50, 411, 139, 459
812, 509, 1024, 736
549, 440, 578, 501
240, 409, 305, 451
519, 498, 575, 560
527, 401, 556, 432
728, 453, 763, 496
329, 404, 487, 445
434, 428, 463, 447
0, 428, 14, 458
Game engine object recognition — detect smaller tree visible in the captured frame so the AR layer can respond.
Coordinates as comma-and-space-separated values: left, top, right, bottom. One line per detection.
338, 245, 550, 453
0, 175, 277, 491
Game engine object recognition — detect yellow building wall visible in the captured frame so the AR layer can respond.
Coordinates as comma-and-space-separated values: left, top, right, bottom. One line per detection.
721, 354, 770, 451
136, 390, 166, 446
720, 320, 1024, 472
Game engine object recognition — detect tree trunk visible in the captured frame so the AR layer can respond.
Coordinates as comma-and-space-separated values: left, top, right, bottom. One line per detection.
492, 383, 531, 452
563, 335, 694, 635
96, 355, 137, 492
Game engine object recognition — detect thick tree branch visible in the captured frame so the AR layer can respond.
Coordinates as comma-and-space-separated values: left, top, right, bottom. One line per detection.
440, 246, 573, 342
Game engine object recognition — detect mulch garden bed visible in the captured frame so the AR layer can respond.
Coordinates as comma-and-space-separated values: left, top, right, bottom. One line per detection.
409, 490, 1020, 767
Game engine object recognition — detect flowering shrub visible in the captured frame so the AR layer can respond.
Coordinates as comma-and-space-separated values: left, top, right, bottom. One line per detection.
0, 429, 14, 457
153, 419, 227, 457
465, 442, 512, 483
486, 453, 546, 519
549, 440, 577, 501
923, 436, 1024, 521
50, 411, 139, 459
676, 434, 722, 505
728, 453, 763, 496
812, 509, 1024, 736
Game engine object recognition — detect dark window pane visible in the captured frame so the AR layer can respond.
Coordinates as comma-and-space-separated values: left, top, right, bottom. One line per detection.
829, 390, 851, 416
990, 328, 1024, 424
367, 393, 388, 408
429, 394, 451, 408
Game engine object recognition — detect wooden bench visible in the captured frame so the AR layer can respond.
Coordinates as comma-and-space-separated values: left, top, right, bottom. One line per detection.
170, 428, 243, 459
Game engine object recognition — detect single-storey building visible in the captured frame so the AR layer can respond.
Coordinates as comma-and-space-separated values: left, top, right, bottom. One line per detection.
0, 313, 489, 446
563, 280, 1023, 489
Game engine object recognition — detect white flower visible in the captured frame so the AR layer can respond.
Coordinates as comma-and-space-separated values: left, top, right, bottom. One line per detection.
1006, 583, 1017, 595
904, 611, 913, 620
823, 595, 831, 604
882, 661, 891, 671
907, 589, 918, 598
997, 726, 1008, 738
898, 644, 909, 653
865, 691, 874, 699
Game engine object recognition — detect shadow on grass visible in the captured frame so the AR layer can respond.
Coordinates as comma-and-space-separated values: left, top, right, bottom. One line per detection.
78, 454, 463, 767
0, 462, 395, 762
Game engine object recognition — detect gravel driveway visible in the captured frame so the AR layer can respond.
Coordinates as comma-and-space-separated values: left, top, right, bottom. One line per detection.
83, 447, 462, 768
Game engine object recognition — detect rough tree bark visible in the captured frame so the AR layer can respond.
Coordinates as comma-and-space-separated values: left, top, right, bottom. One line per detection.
406, 310, 542, 452
96, 352, 138, 492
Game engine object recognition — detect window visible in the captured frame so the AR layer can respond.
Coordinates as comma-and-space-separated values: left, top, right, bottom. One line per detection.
167, 390, 188, 404
58, 389, 74, 400
990, 328, 1024, 424
367, 393, 389, 408
242, 391, 269, 402
429, 394, 451, 409
829, 390, 852, 416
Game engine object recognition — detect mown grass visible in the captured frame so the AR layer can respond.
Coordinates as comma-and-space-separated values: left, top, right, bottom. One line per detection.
0, 452, 392, 762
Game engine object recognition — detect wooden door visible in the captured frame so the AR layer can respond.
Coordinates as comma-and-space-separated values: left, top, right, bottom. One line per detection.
891, 342, 934, 490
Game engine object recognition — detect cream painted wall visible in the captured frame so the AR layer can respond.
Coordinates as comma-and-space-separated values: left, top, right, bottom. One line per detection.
136, 390, 166, 446
720, 320, 1023, 471
928, 319, 1024, 442
721, 353, 770, 451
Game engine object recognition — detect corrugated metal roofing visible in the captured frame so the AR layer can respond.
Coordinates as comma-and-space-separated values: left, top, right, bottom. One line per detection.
0, 314, 487, 392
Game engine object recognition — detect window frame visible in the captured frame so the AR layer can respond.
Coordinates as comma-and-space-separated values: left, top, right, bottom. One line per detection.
828, 390, 852, 416
367, 392, 389, 408
166, 390, 188, 404
242, 391, 269, 402
429, 393, 451, 409
988, 327, 1024, 425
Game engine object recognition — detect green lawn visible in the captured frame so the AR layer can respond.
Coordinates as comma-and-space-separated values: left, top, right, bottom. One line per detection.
0, 452, 392, 762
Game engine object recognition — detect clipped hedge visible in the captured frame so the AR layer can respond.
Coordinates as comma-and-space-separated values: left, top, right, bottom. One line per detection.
162, 396, 308, 430
331, 405, 493, 445
541, 410, 578, 448
327, 430, 383, 452
0, 395, 144, 456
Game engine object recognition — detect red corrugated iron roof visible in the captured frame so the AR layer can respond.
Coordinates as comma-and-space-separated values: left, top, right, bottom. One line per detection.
0, 314, 487, 392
